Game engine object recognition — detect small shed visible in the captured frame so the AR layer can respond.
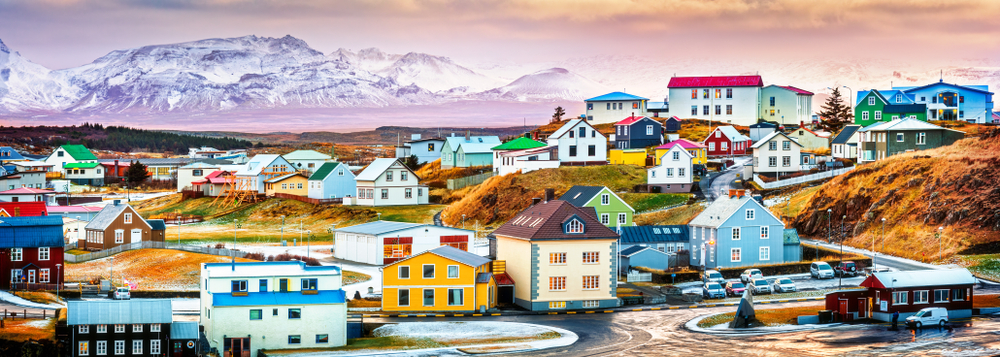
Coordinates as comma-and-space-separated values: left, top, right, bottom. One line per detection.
860, 268, 977, 322
664, 117, 682, 132
170, 321, 200, 357
782, 228, 801, 262
619, 245, 674, 273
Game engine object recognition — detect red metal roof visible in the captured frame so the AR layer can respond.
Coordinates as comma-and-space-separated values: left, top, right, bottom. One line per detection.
0, 187, 55, 195
667, 75, 763, 88
0, 202, 48, 217
780, 85, 814, 95
494, 272, 515, 286
655, 139, 706, 150
615, 116, 649, 126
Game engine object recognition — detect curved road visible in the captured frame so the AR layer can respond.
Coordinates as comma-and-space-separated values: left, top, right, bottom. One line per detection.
707, 157, 751, 201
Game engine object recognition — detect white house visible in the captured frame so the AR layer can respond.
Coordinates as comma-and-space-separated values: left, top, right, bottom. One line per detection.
177, 161, 222, 192
307, 162, 357, 200
353, 158, 428, 206
44, 145, 98, 173
546, 119, 608, 165
647, 145, 694, 193
333, 221, 477, 265
493, 146, 561, 176
64, 217, 87, 245
584, 92, 649, 125
235, 155, 295, 194
395, 134, 445, 164
283, 150, 332, 175
759, 85, 814, 126
831, 125, 862, 160
200, 261, 347, 357
0, 187, 57, 204
751, 131, 802, 177
667, 75, 764, 127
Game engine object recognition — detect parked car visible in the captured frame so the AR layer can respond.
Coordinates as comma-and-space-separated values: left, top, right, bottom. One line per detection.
703, 270, 725, 285
703, 282, 726, 299
834, 261, 859, 277
772, 278, 796, 293
810, 262, 834, 279
905, 307, 949, 329
725, 281, 746, 297
740, 269, 763, 284
110, 286, 131, 300
749, 278, 771, 294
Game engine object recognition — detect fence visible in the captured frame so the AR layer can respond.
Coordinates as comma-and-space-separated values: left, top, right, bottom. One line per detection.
753, 166, 855, 189
181, 189, 205, 199
273, 193, 343, 205
64, 241, 250, 263
447, 172, 495, 190
626, 271, 652, 282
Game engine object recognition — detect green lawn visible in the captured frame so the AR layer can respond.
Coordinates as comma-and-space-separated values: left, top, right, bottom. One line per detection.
959, 254, 1000, 282
621, 193, 691, 213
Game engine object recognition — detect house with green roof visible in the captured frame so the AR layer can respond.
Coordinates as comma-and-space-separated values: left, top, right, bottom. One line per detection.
490, 136, 547, 172
282, 150, 333, 175
559, 185, 635, 228
307, 162, 357, 200
63, 162, 105, 186
44, 144, 98, 174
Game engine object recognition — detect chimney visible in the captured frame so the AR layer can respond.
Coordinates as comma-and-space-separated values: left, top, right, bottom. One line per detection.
451, 133, 455, 137
727, 189, 746, 199
465, 130, 471, 142
113, 199, 120, 206
544, 188, 555, 203
532, 197, 541, 205
114, 160, 119, 179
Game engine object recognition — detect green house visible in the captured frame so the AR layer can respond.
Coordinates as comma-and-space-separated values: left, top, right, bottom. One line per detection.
441, 135, 501, 169
855, 90, 888, 127
855, 89, 927, 127
559, 186, 635, 228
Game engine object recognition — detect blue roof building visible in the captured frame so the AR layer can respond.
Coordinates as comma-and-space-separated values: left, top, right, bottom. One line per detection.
858, 80, 994, 124
0, 215, 64, 248
584, 91, 650, 125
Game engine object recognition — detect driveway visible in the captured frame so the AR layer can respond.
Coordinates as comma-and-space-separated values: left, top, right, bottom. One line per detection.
707, 157, 751, 200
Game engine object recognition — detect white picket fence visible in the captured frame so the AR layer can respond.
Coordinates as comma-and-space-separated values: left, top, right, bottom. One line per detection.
626, 271, 652, 282
64, 241, 249, 263
753, 166, 855, 189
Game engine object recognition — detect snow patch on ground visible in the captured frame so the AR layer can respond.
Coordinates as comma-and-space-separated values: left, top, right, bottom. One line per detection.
374, 322, 552, 339
22, 319, 53, 328
0, 291, 62, 309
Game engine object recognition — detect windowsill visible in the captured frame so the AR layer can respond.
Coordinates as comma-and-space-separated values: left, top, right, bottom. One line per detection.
301, 290, 318, 295
582, 262, 599, 265
914, 301, 929, 305
231, 292, 248, 297
549, 290, 566, 292
582, 288, 599, 291
934, 301, 949, 304
447, 277, 459, 279
550, 264, 567, 266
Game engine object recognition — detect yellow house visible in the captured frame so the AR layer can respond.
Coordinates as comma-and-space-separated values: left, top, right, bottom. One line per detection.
608, 149, 648, 166
382, 245, 499, 312
264, 173, 309, 196
654, 139, 708, 166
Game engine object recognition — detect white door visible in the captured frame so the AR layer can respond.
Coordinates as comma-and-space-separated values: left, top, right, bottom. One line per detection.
131, 229, 143, 243
28, 270, 35, 284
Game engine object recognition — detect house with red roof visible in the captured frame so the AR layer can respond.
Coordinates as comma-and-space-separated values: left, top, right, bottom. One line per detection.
0, 202, 48, 217
760, 85, 814, 126
667, 75, 764, 127
653, 139, 707, 166
612, 116, 662, 149
703, 126, 751, 157
786, 124, 831, 150
190, 170, 235, 197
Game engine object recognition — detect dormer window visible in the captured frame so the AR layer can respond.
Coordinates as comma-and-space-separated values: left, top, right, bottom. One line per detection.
895, 94, 901, 103
672, 151, 680, 161
566, 219, 584, 234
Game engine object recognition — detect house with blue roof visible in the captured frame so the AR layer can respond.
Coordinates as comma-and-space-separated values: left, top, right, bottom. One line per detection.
585, 91, 649, 124
201, 261, 348, 356
0, 215, 65, 289
855, 89, 927, 127
440, 133, 501, 169
856, 80, 994, 124
67, 299, 176, 357
617, 225, 690, 272
688, 191, 789, 269
0, 147, 25, 162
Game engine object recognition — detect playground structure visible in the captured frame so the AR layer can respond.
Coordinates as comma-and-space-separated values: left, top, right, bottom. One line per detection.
212, 165, 297, 208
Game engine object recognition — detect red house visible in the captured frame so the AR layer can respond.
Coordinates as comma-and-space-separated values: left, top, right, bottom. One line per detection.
703, 125, 750, 157
0, 202, 49, 217
825, 269, 977, 322
0, 216, 66, 290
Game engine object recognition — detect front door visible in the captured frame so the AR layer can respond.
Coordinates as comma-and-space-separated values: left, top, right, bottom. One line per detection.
173, 342, 182, 357
131, 229, 142, 243
858, 299, 867, 318
223, 337, 250, 357
27, 270, 36, 284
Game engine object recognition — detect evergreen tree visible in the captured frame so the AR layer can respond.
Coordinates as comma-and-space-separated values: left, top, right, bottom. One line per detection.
403, 155, 421, 171
551, 106, 566, 123
125, 161, 150, 187
817, 88, 854, 132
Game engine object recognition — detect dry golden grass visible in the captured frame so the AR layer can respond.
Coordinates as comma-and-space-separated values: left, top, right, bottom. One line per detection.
973, 294, 1000, 308
807, 147, 832, 156
13, 292, 62, 306
634, 204, 706, 226
697, 304, 824, 328
65, 249, 256, 290
0, 319, 56, 342
347, 299, 382, 308
414, 159, 490, 182
770, 186, 824, 222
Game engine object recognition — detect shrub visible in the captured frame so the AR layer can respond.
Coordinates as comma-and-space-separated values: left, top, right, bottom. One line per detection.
268, 253, 321, 266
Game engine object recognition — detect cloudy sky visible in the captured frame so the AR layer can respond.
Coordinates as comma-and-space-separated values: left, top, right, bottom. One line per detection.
1, 0, 999, 69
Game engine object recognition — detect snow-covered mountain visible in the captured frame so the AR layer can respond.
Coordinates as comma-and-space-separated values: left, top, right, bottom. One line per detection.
329, 48, 503, 92
0, 38, 78, 113
474, 68, 610, 101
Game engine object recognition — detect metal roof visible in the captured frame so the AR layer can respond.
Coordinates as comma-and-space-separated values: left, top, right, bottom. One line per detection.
236, 155, 290, 176
457, 142, 500, 155
264, 173, 305, 183
445, 136, 501, 154
0, 147, 25, 161
713, 126, 750, 142
861, 268, 977, 289
585, 92, 649, 102
856, 89, 888, 106
491, 137, 547, 151
171, 322, 199, 340
0, 202, 48, 217
179, 161, 225, 169
203, 261, 341, 279
67, 299, 173, 325
426, 245, 491, 267
783, 228, 800, 245
898, 81, 994, 95
335, 220, 424, 235
667, 75, 763, 88
831, 125, 861, 145
559, 186, 605, 207
619, 225, 689, 244
749, 122, 777, 128
882, 104, 926, 114
98, 158, 193, 166
283, 150, 332, 161
58, 145, 98, 161
779, 85, 814, 95
85, 202, 151, 231
65, 162, 101, 169
689, 196, 777, 228
476, 272, 493, 284
620, 246, 671, 258
548, 119, 603, 140
619, 245, 646, 256
0, 187, 55, 195
212, 290, 346, 307
615, 116, 654, 126
148, 219, 166, 231
354, 158, 399, 182
0, 216, 64, 248
751, 131, 803, 149
308, 162, 344, 181
866, 117, 963, 132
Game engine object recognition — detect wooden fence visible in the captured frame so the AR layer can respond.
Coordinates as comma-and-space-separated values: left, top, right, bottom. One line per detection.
626, 271, 652, 282
181, 189, 205, 199
64, 241, 250, 263
272, 193, 343, 205
447, 172, 495, 190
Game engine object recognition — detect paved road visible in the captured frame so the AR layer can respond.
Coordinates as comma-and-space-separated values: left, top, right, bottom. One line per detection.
803, 239, 946, 273
707, 157, 751, 201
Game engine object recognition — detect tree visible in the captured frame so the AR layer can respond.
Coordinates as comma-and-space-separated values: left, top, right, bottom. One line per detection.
551, 106, 566, 123
124, 161, 150, 188
817, 87, 854, 132
403, 155, 421, 171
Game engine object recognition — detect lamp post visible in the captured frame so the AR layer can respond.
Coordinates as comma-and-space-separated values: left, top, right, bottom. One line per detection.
56, 264, 62, 297
328, 226, 335, 255
839, 214, 846, 289
879, 217, 886, 269
937, 226, 944, 262
233, 219, 242, 263
176, 210, 182, 246
280, 215, 285, 244
462, 214, 466, 229
307, 230, 312, 259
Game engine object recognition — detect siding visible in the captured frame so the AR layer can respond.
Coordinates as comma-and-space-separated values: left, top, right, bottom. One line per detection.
85, 206, 153, 251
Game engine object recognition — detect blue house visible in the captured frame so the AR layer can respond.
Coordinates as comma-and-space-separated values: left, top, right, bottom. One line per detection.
307, 162, 357, 200
618, 225, 689, 253
613, 116, 663, 149
859, 80, 994, 123
395, 134, 445, 165
619, 245, 674, 273
687, 191, 787, 269
663, 117, 682, 132
0, 147, 25, 162
440, 134, 501, 169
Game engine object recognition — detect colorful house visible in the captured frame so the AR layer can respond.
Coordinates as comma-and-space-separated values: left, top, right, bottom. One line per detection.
441, 134, 501, 169
667, 75, 764, 127
353, 158, 428, 206
83, 201, 165, 251
307, 162, 357, 200
0, 216, 65, 289
618, 225, 690, 253
546, 119, 608, 165
0, 187, 57, 204
64, 162, 104, 186
559, 185, 635, 228
584, 92, 649, 125
663, 117, 682, 132
857, 118, 965, 163
786, 126, 830, 151
688, 190, 788, 269
648, 145, 694, 193
855, 89, 928, 126
333, 221, 476, 265
381, 245, 499, 312
492, 198, 619, 311
395, 134, 445, 165
760, 85, 814, 126
491, 137, 549, 175
613, 116, 662, 149
608, 149, 647, 166
654, 139, 707, 166
831, 125, 862, 160
0, 146, 26, 162
825, 269, 976, 323
748, 122, 777, 142
235, 155, 295, 194
265, 173, 309, 197
751, 131, 803, 178
890, 81, 993, 123
703, 126, 750, 157
283, 150, 332, 175
44, 144, 98, 173
0, 201, 48, 217
67, 300, 175, 357
493, 146, 560, 176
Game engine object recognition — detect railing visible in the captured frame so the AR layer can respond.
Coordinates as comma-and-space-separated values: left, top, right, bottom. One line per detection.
753, 166, 855, 189
626, 271, 652, 282
181, 189, 205, 199
273, 193, 343, 205
64, 241, 250, 263
447, 172, 495, 190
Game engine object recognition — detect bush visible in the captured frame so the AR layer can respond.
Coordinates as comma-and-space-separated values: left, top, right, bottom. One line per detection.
267, 253, 321, 266
244, 252, 265, 261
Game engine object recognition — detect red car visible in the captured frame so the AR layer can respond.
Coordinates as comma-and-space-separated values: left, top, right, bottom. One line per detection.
725, 281, 746, 297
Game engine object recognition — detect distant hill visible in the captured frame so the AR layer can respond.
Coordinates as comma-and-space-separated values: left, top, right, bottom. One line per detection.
0, 123, 252, 154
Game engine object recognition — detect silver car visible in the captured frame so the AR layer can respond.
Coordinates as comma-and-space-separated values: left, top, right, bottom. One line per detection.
750, 278, 771, 294
810, 262, 834, 279
702, 282, 726, 299
772, 278, 796, 293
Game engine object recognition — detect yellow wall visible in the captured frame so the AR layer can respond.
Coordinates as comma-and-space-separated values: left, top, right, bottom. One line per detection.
382, 252, 495, 311
609, 150, 647, 166
496, 237, 533, 302
655, 147, 707, 166
265, 175, 309, 196
531, 239, 616, 303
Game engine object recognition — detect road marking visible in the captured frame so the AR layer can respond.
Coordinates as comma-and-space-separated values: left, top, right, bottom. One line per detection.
454, 314, 464, 317
706, 304, 715, 307
491, 313, 501, 316
434, 314, 445, 317
416, 314, 427, 317
472, 314, 482, 316
567, 311, 576, 314
633, 308, 643, 311
779, 300, 789, 302
604, 310, 614, 313
650, 308, 660, 310
689, 305, 698, 309
798, 299, 807, 301
399, 315, 408, 317
669, 307, 679, 309
585, 311, 595, 314
548, 312, 558, 315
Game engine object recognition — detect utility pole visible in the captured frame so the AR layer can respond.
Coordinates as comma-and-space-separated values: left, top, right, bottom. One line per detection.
280, 215, 285, 244
839, 214, 846, 290
177, 210, 181, 246
937, 227, 944, 261
879, 217, 886, 269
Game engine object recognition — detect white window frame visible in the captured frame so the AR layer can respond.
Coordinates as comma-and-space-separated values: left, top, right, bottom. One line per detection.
896, 133, 904, 142
132, 340, 142, 355
114, 230, 124, 244
114, 340, 125, 355
600, 213, 609, 225
582, 251, 600, 264
97, 325, 107, 333
732, 227, 741, 240
582, 275, 600, 290
760, 226, 769, 239
934, 289, 949, 303
549, 301, 567, 309
79, 325, 90, 333
768, 156, 777, 167
40, 268, 50, 283
39, 247, 50, 261
114, 324, 125, 333
601, 194, 609, 205
862, 111, 869, 121
549, 276, 567, 291
869, 97, 875, 105
745, 209, 755, 220
123, 213, 132, 224
646, 125, 654, 135
731, 248, 741, 262
447, 265, 459, 279
914, 290, 929, 304
550, 252, 567, 265
916, 132, 926, 145
150, 340, 160, 355
582, 300, 599, 308
398, 266, 410, 279
892, 291, 908, 305
150, 324, 160, 332
10, 248, 21, 261
759, 246, 770, 261
447, 288, 464, 306
132, 324, 142, 333
782, 156, 791, 167
618, 213, 627, 225
875, 111, 882, 121
80, 341, 90, 356
96, 341, 107, 355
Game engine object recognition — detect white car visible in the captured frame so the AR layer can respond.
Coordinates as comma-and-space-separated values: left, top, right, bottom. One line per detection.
703, 270, 725, 285
772, 278, 796, 293
905, 307, 949, 328
810, 262, 834, 279
740, 269, 764, 284
110, 286, 131, 300
749, 278, 771, 294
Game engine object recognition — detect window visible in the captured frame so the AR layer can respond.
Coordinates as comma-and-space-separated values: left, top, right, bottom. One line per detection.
114, 341, 124, 355
673, 151, 680, 160
418, 188, 423, 197
316, 334, 329, 344
259, 279, 268, 292
448, 288, 464, 306
914, 290, 929, 304
40, 269, 49, 283
566, 219, 583, 233
123, 213, 132, 224
399, 266, 410, 279
862, 112, 869, 121
600, 193, 610, 205
892, 291, 908, 305
36, 247, 51, 261
934, 289, 949, 303
79, 325, 90, 333
549, 276, 566, 291
587, 103, 593, 110
769, 96, 775, 106
895, 94, 901, 103
703, 105, 709, 115
760, 226, 770, 239
769, 142, 777, 151
606, 103, 611, 110
579, 127, 586, 138
959, 95, 965, 103
583, 251, 599, 264
954, 288, 967, 301
9, 247, 20, 261
703, 89, 709, 99
423, 289, 435, 306
447, 265, 459, 279
583, 300, 600, 308
280, 278, 289, 292
666, 168, 674, 177
150, 324, 160, 332
875, 111, 882, 121
97, 325, 107, 333
114, 230, 124, 243
420, 264, 436, 279
80, 342, 90, 356
150, 341, 160, 355
646, 125, 653, 135
768, 156, 777, 167
288, 335, 301, 344
58, 151, 64, 157
731, 248, 741, 262
782, 141, 791, 150
273, 308, 278, 316
386, 171, 393, 181
896, 133, 904, 142
691, 89, 697, 99
250, 309, 262, 320
782, 156, 791, 167
583, 275, 600, 290
381, 189, 388, 199
301, 278, 318, 290
231, 280, 248, 292
726, 105, 732, 115
398, 289, 410, 306
709, 143, 715, 151
132, 341, 142, 355
297, 183, 303, 189
400, 171, 408, 181
715, 88, 721, 99
759, 247, 770, 261
618, 213, 626, 224
549, 301, 567, 309
869, 97, 875, 105
132, 324, 142, 333
600, 213, 609, 225
732, 227, 741, 240
916, 132, 926, 145
288, 308, 301, 319
715, 105, 721, 115
569, 145, 577, 157
959, 110, 964, 118
550, 252, 567, 265
691, 106, 698, 115
114, 324, 125, 333
769, 109, 775, 117
96, 341, 106, 355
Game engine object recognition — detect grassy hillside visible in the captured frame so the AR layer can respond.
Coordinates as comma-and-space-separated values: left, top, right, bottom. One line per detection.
786, 129, 1000, 263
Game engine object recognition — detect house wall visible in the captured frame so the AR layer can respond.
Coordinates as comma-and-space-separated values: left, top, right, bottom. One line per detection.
266, 176, 308, 197
855, 92, 887, 127
654, 147, 707, 166
409, 140, 444, 164
0, 171, 46, 190
45, 148, 96, 173
245, 157, 294, 193
608, 150, 647, 166
753, 136, 801, 175
787, 130, 830, 150
84, 206, 152, 251
668, 86, 760, 127
144, 164, 180, 181
0, 193, 55, 204
614, 119, 662, 149
586, 100, 647, 125
689, 200, 785, 269
440, 141, 458, 169
648, 147, 694, 189
625, 249, 674, 270
494, 237, 532, 304
760, 86, 804, 126
65, 166, 105, 186
546, 122, 608, 164
518, 238, 618, 311
287, 159, 328, 176
783, 244, 801, 262
334, 226, 472, 265
584, 188, 635, 228
354, 161, 426, 206
2, 247, 65, 289
381, 253, 494, 312
704, 129, 747, 157
71, 323, 170, 357
455, 148, 493, 168
177, 167, 216, 192
308, 166, 357, 200
495, 154, 560, 176
905, 84, 994, 123
868, 285, 974, 322
884, 129, 965, 158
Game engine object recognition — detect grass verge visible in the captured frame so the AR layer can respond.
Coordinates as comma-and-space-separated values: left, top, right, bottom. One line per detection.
343, 271, 372, 286
634, 203, 706, 226
13, 292, 63, 306
696, 304, 824, 328
621, 193, 691, 213
0, 319, 56, 342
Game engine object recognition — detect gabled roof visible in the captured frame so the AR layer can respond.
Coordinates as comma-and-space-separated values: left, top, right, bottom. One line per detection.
711, 126, 750, 142
882, 104, 926, 114
752, 131, 803, 149
656, 144, 694, 162
494, 272, 515, 286
779, 85, 814, 95
668, 75, 763, 88
308, 162, 345, 181
620, 245, 672, 258
0, 216, 64, 248
64, 162, 101, 169
85, 202, 151, 231
491, 137, 547, 151
476, 272, 493, 284
865, 117, 964, 132
789, 126, 828, 139
58, 145, 98, 161
147, 219, 166, 231
559, 186, 604, 207
67, 300, 173, 325
0, 202, 48, 217
655, 139, 706, 150
457, 142, 500, 155
236, 155, 290, 176
283, 150, 332, 161
335, 220, 473, 237
386, 245, 491, 269
860, 268, 977, 289
615, 116, 655, 126
264, 172, 306, 183
99, 158, 193, 166
585, 92, 649, 102
492, 200, 619, 241
619, 245, 647, 256
749, 122, 777, 129
688, 195, 780, 228
355, 158, 412, 182
0, 147, 25, 161
899, 81, 994, 95
880, 90, 916, 104
783, 228, 800, 245
619, 225, 689, 244
0, 187, 55, 195
665, 116, 682, 123
500, 146, 556, 158
179, 161, 224, 169
445, 136, 502, 154
831, 125, 862, 145
856, 89, 888, 106
549, 119, 604, 140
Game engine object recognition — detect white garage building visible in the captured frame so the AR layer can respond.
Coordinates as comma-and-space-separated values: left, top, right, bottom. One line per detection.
333, 221, 478, 265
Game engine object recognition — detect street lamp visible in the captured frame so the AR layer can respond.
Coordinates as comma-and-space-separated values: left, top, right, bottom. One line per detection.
328, 225, 336, 255
937, 226, 944, 262
233, 219, 242, 263
839, 214, 846, 290
280, 215, 285, 244
307, 230, 312, 258
176, 210, 182, 246
462, 214, 466, 229
56, 264, 62, 298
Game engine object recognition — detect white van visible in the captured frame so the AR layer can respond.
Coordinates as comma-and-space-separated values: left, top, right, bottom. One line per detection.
905, 307, 948, 328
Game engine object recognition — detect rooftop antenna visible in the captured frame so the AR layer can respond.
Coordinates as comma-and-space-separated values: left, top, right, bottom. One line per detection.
940, 70, 943, 82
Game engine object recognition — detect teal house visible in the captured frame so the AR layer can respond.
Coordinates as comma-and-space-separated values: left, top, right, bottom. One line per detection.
559, 185, 635, 228
441, 134, 501, 169
855, 89, 927, 127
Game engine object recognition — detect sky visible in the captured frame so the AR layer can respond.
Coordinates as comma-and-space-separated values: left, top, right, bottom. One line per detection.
1, 0, 999, 70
